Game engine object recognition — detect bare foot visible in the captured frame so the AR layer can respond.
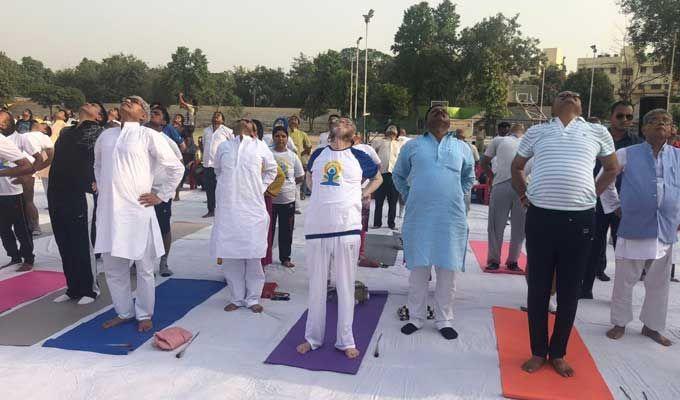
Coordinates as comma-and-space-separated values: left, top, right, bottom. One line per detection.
296, 342, 312, 354
550, 358, 574, 377
224, 303, 239, 312
606, 325, 625, 340
249, 304, 263, 313
102, 316, 133, 329
282, 261, 295, 268
344, 347, 360, 359
137, 319, 153, 332
521, 356, 546, 373
642, 326, 673, 346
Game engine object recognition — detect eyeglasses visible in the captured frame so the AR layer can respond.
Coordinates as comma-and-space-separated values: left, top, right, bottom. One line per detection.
557, 92, 581, 100
646, 119, 673, 127
615, 113, 634, 121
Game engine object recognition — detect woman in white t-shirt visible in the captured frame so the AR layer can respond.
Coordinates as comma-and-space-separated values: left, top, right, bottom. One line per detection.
270, 126, 305, 268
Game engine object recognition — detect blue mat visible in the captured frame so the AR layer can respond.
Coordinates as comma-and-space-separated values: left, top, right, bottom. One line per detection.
43, 278, 225, 355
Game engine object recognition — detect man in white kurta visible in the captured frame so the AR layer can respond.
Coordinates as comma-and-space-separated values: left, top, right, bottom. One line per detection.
202, 112, 233, 218
94, 96, 184, 332
210, 119, 277, 313
296, 118, 382, 359
600, 109, 679, 347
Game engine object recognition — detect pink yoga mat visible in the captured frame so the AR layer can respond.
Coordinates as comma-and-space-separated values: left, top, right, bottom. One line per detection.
0, 271, 66, 313
469, 240, 527, 275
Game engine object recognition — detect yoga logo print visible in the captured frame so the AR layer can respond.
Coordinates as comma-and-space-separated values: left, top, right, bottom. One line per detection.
321, 161, 342, 186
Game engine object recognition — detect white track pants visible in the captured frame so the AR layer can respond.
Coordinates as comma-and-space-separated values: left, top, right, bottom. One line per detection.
304, 235, 360, 350
407, 266, 457, 330
611, 249, 672, 332
222, 258, 265, 308
102, 234, 156, 320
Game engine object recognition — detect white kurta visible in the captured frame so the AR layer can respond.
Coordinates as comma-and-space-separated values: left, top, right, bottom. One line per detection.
209, 135, 277, 259
93, 123, 184, 260
202, 125, 234, 168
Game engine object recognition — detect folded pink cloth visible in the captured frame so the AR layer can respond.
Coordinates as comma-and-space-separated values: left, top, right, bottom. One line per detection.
153, 327, 193, 351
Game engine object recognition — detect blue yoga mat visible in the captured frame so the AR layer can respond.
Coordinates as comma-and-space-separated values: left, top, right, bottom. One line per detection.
43, 278, 225, 355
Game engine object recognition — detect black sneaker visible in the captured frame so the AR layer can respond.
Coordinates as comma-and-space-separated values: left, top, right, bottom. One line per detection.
485, 262, 500, 271
439, 327, 459, 340
1, 257, 22, 269
596, 272, 611, 282
506, 262, 521, 272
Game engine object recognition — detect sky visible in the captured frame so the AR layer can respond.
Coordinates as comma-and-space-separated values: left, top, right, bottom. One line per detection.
1, 0, 627, 73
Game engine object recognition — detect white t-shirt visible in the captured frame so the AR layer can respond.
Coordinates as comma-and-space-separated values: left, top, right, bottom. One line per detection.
26, 131, 54, 151
0, 134, 29, 195
484, 135, 521, 185
304, 146, 379, 237
271, 148, 304, 205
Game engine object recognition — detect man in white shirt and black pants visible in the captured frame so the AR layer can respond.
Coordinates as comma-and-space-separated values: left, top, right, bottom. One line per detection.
511, 91, 619, 377
0, 110, 37, 270
601, 109, 679, 347
201, 112, 233, 218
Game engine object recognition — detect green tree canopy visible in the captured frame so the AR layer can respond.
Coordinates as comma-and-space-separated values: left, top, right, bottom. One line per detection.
562, 70, 614, 118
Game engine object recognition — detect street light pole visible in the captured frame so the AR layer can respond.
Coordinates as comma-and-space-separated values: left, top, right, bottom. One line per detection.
354, 37, 362, 121
539, 61, 546, 119
349, 48, 354, 119
362, 9, 374, 142
667, 33, 677, 110
588, 44, 597, 118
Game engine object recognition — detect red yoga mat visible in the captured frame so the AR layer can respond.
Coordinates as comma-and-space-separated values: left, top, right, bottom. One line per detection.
469, 240, 527, 275
0, 271, 66, 313
492, 306, 613, 400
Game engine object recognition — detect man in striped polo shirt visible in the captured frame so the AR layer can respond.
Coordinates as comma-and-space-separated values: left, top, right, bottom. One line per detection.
511, 91, 619, 377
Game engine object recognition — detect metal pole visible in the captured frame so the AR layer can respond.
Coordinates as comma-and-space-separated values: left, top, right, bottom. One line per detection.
668, 33, 677, 110
349, 50, 354, 119
540, 62, 546, 118
354, 38, 361, 122
362, 10, 374, 142
588, 45, 597, 118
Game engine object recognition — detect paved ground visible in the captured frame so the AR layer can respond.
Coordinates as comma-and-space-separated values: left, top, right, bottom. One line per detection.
0, 184, 679, 400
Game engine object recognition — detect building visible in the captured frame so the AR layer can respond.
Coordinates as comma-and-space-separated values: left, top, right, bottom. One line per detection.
576, 46, 678, 111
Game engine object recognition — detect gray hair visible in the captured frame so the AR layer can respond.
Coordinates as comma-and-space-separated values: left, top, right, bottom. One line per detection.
642, 108, 672, 125
385, 125, 398, 134
126, 95, 151, 123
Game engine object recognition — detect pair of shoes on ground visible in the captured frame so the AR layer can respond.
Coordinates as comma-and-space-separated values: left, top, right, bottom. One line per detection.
485, 262, 521, 272
1, 257, 33, 271
401, 322, 458, 340
53, 294, 96, 305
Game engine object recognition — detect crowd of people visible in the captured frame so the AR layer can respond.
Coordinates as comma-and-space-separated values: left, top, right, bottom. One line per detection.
0, 89, 678, 373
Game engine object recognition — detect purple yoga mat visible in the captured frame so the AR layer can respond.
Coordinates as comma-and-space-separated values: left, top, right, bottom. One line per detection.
264, 291, 388, 375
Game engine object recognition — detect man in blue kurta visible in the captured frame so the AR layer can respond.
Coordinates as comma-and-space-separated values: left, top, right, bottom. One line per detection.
393, 105, 475, 340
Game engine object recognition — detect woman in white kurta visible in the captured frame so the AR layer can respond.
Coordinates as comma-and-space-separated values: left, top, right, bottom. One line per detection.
210, 120, 277, 313
94, 96, 184, 332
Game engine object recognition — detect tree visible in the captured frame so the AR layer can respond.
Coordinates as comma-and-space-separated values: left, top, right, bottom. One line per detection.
97, 54, 150, 101
620, 0, 680, 80
524, 64, 567, 106
60, 87, 86, 110
201, 72, 239, 109
0, 52, 19, 104
167, 47, 209, 100
28, 84, 63, 116
562, 70, 615, 118
54, 58, 106, 102
369, 83, 410, 120
16, 57, 53, 95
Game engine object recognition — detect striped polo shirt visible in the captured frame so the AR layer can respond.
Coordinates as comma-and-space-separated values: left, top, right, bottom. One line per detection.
517, 117, 615, 211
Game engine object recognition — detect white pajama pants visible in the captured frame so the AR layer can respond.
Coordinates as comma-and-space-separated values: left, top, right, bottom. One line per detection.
305, 235, 360, 351
407, 266, 457, 330
102, 234, 157, 320
611, 250, 672, 332
222, 258, 265, 308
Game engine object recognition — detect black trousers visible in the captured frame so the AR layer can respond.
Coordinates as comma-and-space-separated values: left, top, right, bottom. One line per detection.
48, 190, 97, 299
0, 194, 34, 263
204, 167, 217, 213
272, 202, 295, 262
582, 200, 619, 294
525, 205, 594, 359
373, 173, 398, 228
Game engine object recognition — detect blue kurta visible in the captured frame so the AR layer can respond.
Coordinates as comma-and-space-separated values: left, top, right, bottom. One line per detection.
392, 132, 475, 271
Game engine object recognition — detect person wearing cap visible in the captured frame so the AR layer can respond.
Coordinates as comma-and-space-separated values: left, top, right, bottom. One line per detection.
94, 95, 184, 332
600, 109, 679, 347
49, 102, 108, 305
481, 123, 526, 271
201, 111, 233, 218
296, 118, 382, 359
511, 90, 619, 377
394, 105, 475, 341
371, 124, 404, 230
210, 119, 278, 313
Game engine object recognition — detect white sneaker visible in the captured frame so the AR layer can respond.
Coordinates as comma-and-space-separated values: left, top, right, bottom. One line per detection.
549, 296, 558, 313
77, 296, 95, 305
53, 294, 72, 303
